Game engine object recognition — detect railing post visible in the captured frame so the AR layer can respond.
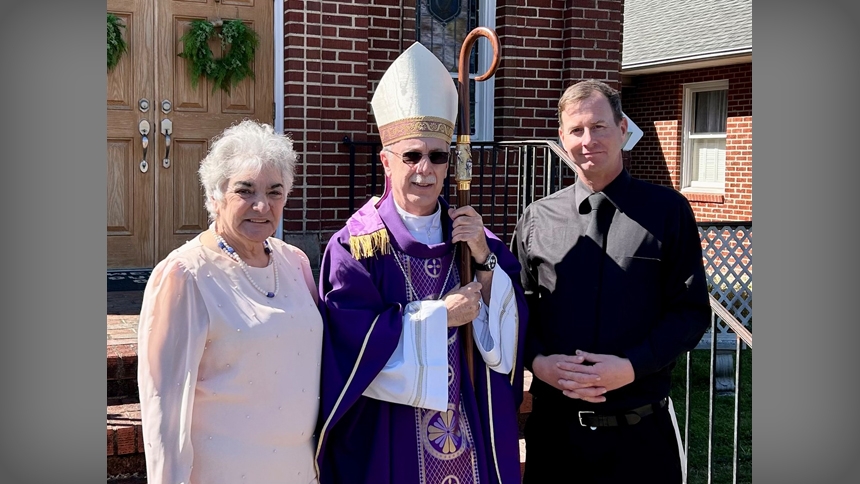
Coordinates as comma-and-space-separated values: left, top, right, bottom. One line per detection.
344, 136, 356, 214
503, 145, 511, 241
684, 351, 691, 481
708, 314, 717, 483
733, 338, 742, 483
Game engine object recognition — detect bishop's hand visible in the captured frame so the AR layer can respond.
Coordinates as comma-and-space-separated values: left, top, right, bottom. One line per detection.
449, 206, 491, 263
442, 282, 483, 327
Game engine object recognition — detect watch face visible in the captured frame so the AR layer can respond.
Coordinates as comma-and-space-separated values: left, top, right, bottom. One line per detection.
474, 252, 496, 271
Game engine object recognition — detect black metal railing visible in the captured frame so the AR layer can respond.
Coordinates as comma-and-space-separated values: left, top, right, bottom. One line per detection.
343, 136, 383, 214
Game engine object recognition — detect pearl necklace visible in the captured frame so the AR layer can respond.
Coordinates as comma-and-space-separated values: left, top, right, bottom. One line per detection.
213, 231, 279, 298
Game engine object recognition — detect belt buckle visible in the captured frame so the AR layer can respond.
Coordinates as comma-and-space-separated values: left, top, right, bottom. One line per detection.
577, 411, 597, 430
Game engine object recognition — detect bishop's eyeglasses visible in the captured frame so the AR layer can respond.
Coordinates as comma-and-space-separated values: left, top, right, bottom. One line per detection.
384, 149, 451, 165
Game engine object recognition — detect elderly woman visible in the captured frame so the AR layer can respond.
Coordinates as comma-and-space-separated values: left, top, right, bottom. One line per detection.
138, 120, 322, 484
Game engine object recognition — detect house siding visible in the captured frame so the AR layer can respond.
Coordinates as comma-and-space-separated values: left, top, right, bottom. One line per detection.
621, 63, 752, 222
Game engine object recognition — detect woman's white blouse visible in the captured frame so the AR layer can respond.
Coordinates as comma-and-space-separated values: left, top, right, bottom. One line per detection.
137, 235, 322, 484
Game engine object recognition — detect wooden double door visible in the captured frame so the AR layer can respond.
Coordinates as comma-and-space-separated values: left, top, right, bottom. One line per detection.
107, 0, 273, 268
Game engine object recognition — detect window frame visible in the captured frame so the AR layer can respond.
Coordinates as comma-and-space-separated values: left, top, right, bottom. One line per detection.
417, 0, 496, 142
681, 80, 729, 193
471, 0, 496, 141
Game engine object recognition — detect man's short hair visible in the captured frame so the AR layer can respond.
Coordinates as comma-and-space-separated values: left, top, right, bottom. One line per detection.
557, 80, 624, 126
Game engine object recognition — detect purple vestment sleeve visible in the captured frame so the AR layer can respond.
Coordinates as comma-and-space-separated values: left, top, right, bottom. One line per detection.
315, 226, 404, 440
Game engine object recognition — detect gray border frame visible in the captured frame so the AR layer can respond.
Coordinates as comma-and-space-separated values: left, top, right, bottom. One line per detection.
1, 0, 859, 481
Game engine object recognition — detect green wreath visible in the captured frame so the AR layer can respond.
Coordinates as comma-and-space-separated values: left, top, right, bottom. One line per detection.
107, 14, 128, 71
179, 19, 260, 94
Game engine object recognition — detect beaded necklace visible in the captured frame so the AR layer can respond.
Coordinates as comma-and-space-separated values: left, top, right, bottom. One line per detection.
213, 230, 279, 298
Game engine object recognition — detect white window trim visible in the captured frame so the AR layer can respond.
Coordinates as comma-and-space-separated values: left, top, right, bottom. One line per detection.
681, 80, 728, 194
274, 0, 285, 239
474, 0, 496, 142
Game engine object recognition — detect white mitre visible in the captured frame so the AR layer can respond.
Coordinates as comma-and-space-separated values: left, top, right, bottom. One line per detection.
370, 42, 458, 146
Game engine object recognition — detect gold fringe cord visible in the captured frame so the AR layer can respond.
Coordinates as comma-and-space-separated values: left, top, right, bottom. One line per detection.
349, 229, 391, 260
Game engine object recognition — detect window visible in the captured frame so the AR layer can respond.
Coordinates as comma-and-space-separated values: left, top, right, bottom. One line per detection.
682, 80, 728, 192
416, 0, 496, 141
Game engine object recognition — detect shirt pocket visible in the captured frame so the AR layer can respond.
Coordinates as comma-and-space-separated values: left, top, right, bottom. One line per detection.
616, 255, 663, 337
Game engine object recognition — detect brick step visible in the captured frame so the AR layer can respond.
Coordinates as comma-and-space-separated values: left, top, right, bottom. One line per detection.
108, 291, 143, 400
107, 400, 146, 479
108, 340, 138, 400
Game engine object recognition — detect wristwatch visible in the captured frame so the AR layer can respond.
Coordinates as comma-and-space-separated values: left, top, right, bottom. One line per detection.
472, 252, 497, 272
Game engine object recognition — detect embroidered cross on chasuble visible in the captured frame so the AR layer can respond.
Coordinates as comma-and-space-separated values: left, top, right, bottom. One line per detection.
394, 250, 481, 483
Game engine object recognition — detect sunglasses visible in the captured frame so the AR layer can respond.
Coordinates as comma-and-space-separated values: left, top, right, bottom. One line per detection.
385, 149, 451, 165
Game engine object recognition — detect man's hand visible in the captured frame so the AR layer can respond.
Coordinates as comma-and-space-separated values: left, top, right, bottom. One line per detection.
555, 350, 636, 402
442, 282, 483, 327
449, 206, 491, 263
531, 354, 606, 402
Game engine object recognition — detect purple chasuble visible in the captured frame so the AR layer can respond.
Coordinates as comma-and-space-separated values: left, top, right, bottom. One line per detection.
316, 194, 529, 484
393, 250, 479, 483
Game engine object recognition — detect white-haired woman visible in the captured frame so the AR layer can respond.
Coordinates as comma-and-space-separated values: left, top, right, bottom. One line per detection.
138, 120, 322, 484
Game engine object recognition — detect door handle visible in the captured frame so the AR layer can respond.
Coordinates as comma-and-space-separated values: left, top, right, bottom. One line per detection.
161, 118, 172, 168
139, 119, 150, 173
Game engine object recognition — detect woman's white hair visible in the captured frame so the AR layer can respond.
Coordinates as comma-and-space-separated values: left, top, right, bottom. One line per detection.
198, 120, 297, 221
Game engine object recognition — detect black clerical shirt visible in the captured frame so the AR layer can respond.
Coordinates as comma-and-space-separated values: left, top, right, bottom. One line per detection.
512, 168, 711, 412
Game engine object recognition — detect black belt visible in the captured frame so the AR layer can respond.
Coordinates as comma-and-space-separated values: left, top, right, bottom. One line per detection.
577, 398, 667, 428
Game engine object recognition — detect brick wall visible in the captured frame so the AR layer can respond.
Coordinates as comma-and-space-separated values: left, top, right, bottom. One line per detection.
282, 0, 626, 259
621, 63, 753, 222
496, 0, 623, 140
282, 0, 370, 244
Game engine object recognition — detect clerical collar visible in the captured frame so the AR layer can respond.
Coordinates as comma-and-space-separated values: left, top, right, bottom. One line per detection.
393, 199, 443, 245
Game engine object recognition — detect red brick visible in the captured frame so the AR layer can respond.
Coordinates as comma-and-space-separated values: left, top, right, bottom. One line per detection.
107, 428, 115, 456
115, 426, 137, 455
519, 392, 533, 414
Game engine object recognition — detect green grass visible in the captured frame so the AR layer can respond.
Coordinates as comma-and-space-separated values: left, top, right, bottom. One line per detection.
670, 348, 752, 484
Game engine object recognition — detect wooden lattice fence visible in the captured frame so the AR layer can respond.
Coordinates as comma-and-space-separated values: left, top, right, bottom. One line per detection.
698, 224, 752, 341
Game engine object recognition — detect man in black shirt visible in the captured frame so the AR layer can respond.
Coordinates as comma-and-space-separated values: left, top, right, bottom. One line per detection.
513, 79, 711, 483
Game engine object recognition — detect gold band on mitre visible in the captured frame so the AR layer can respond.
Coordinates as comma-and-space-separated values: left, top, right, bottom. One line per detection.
378, 116, 455, 146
